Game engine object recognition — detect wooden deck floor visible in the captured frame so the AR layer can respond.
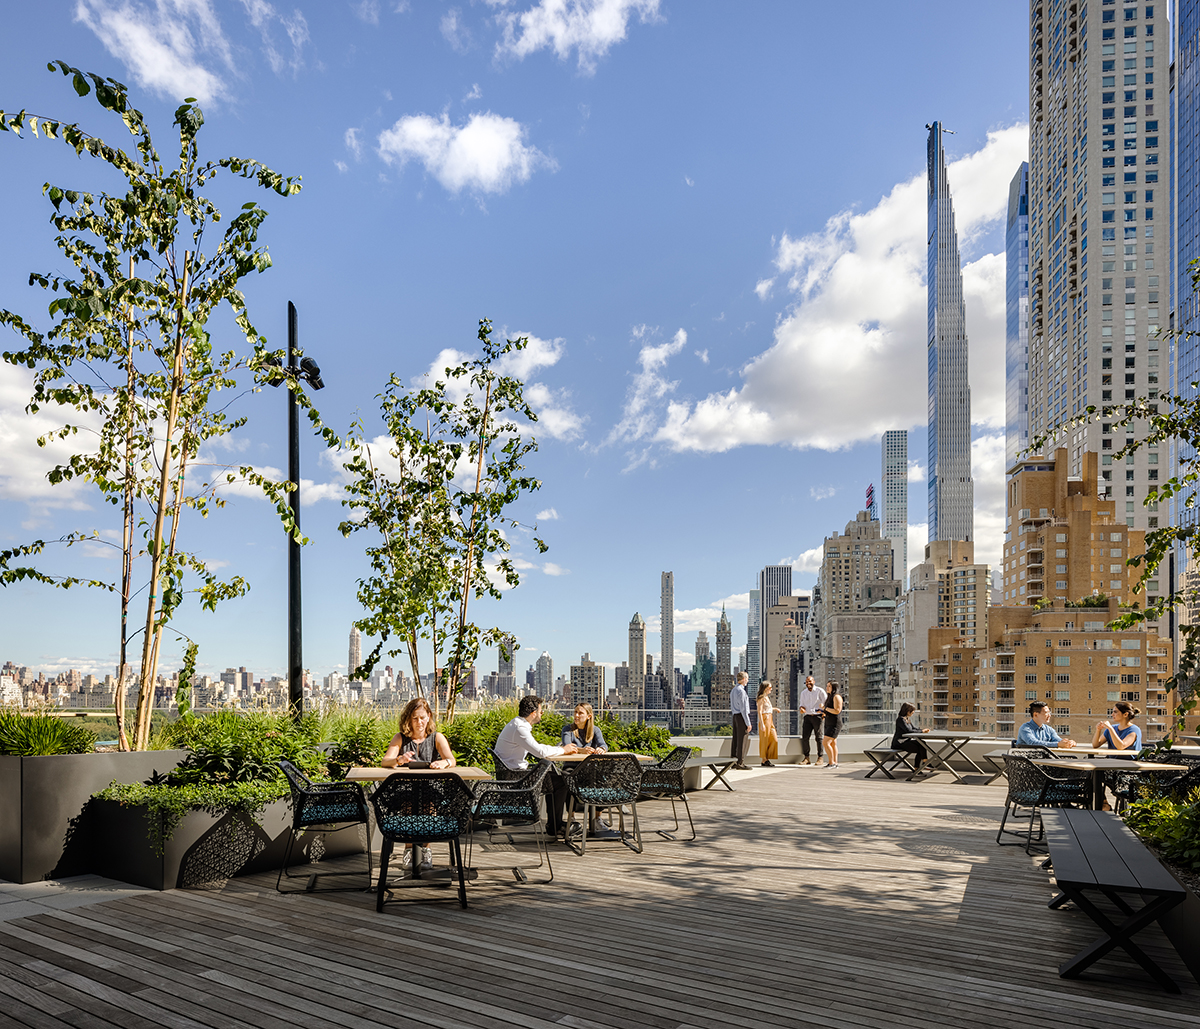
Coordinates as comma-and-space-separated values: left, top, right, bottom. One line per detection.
0, 765, 1196, 1029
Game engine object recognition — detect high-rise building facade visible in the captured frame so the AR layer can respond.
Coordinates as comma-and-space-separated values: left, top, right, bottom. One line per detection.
569, 653, 605, 710
1007, 161, 1031, 468
880, 430, 909, 585
627, 612, 646, 708
1025, 0, 1166, 533
758, 565, 792, 616
660, 571, 674, 705
927, 121, 975, 543
534, 652, 554, 696
710, 607, 734, 714
348, 626, 362, 681
746, 589, 761, 686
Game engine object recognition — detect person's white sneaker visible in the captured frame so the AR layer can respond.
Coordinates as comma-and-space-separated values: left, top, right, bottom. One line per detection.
419, 847, 434, 870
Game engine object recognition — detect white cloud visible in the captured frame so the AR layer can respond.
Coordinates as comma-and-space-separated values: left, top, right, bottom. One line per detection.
240, 0, 309, 75
654, 124, 1029, 455
908, 459, 926, 482
524, 383, 585, 440
536, 507, 559, 520
491, 0, 661, 73
971, 430, 1007, 570
605, 327, 687, 448
464, 83, 483, 101
785, 545, 824, 575
810, 485, 837, 501
694, 349, 709, 365
672, 592, 750, 633
377, 111, 555, 195
0, 364, 99, 524
335, 159, 349, 173
542, 561, 567, 576
345, 127, 364, 160
754, 277, 775, 301
685, 176, 694, 187
441, 8, 471, 52
906, 522, 928, 578
75, 0, 234, 103
353, 0, 380, 24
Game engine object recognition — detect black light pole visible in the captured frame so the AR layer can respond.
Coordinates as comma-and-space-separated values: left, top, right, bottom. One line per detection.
270, 301, 324, 719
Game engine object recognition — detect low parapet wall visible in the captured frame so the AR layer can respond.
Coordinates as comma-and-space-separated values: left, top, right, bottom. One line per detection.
671, 734, 1010, 769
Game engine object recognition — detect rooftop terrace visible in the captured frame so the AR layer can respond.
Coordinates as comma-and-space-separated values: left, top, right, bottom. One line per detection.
0, 767, 1196, 1028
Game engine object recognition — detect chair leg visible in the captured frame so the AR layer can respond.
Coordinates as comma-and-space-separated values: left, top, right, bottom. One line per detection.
626, 802, 643, 854
377, 839, 392, 913
677, 794, 696, 842
453, 838, 468, 909
276, 823, 297, 893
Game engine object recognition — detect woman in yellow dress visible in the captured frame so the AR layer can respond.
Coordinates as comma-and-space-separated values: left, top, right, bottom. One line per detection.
756, 681, 779, 767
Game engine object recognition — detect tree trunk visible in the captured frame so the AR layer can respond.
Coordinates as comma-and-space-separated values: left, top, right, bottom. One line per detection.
132, 253, 191, 750
115, 256, 135, 752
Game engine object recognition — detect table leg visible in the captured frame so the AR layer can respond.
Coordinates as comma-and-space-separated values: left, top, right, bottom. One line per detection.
703, 762, 736, 791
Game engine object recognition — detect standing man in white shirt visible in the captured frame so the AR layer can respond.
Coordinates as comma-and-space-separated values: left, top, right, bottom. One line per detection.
730, 672, 752, 770
495, 695, 580, 835
797, 676, 828, 766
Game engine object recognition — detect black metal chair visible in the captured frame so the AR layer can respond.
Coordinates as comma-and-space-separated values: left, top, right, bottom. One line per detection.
561, 753, 645, 855
491, 747, 526, 782
1108, 749, 1197, 811
469, 759, 556, 883
276, 759, 372, 893
369, 773, 475, 913
996, 755, 1090, 853
638, 746, 695, 841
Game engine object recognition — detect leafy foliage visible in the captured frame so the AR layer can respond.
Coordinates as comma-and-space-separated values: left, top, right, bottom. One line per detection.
338, 320, 546, 722
0, 710, 96, 755
94, 778, 288, 856
151, 709, 323, 782
0, 62, 308, 749
1126, 788, 1200, 872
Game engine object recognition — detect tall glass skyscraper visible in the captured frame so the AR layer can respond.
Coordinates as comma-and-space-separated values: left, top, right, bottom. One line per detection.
746, 588, 761, 685
926, 121, 974, 543
880, 430, 909, 585
660, 571, 674, 702
1006, 162, 1031, 468
1026, 0, 1166, 538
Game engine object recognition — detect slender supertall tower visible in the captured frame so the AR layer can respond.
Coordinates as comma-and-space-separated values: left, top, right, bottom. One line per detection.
660, 571, 674, 704
348, 626, 362, 681
926, 121, 974, 543
880, 430, 908, 586
1006, 162, 1030, 468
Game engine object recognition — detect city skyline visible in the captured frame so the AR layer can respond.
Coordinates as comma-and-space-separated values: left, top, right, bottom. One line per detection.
1, 4, 1029, 680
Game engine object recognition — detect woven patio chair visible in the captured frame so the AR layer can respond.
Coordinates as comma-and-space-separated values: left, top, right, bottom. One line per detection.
468, 759, 556, 883
276, 759, 372, 893
638, 746, 695, 841
491, 747, 527, 782
1107, 748, 1197, 810
996, 755, 1090, 853
561, 753, 645, 855
369, 773, 475, 913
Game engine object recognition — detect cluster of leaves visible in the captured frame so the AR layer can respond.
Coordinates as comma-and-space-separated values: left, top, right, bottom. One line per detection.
94, 777, 288, 856
321, 710, 395, 779
1126, 787, 1200, 871
0, 710, 97, 755
151, 709, 323, 783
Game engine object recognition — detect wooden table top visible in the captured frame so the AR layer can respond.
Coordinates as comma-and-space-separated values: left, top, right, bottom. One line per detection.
346, 766, 493, 782
545, 751, 655, 763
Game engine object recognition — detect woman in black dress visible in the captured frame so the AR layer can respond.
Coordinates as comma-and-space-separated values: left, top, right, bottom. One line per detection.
821, 682, 843, 768
380, 697, 456, 871
892, 702, 930, 774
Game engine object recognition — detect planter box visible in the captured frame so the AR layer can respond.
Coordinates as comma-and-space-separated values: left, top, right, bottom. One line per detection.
92, 796, 368, 891
0, 750, 189, 884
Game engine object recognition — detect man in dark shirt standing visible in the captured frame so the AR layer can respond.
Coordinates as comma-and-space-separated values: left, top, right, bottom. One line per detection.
730, 672, 751, 770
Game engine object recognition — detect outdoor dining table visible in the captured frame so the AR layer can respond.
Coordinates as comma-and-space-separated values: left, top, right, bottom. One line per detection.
542, 752, 655, 763
903, 730, 990, 782
1031, 757, 1188, 810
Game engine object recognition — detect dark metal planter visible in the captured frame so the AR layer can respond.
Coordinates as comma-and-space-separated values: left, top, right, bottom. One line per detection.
0, 750, 188, 884
91, 796, 367, 891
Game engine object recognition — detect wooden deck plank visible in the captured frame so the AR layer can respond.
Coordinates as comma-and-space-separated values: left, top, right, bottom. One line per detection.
1, 768, 1195, 1029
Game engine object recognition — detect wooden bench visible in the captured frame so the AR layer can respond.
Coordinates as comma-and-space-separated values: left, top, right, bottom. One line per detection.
864, 746, 918, 780
1042, 808, 1187, 992
684, 756, 737, 791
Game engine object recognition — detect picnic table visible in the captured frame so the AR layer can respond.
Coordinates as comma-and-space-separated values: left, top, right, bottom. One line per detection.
1032, 757, 1188, 810
904, 730, 990, 782
1042, 809, 1187, 992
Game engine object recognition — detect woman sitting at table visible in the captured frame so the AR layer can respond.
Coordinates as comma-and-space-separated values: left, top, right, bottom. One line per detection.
1093, 700, 1143, 752
892, 703, 931, 775
562, 702, 607, 753
381, 698, 456, 872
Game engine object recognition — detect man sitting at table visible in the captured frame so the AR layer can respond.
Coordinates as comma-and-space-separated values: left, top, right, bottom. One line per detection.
495, 696, 579, 835
1017, 701, 1077, 749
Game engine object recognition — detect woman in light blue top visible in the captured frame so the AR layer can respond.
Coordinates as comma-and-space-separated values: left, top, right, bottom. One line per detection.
1093, 700, 1142, 752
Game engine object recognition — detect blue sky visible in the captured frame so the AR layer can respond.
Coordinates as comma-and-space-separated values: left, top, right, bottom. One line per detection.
0, 0, 1030, 684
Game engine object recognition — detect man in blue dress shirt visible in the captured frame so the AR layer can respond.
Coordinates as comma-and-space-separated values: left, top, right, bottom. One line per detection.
1016, 700, 1077, 748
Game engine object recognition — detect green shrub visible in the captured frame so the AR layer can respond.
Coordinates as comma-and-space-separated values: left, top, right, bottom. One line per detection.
152, 710, 326, 783
94, 778, 289, 855
0, 710, 96, 755
1126, 787, 1200, 871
